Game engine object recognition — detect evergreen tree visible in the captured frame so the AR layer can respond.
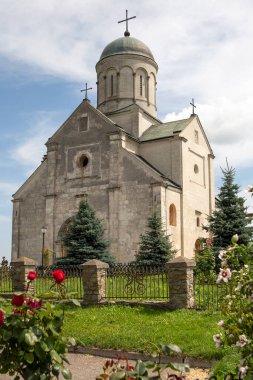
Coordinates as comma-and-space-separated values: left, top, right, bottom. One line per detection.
57, 200, 114, 266
204, 164, 251, 269
136, 213, 176, 265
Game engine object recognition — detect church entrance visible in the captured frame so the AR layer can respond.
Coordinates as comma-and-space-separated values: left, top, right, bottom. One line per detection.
56, 218, 72, 259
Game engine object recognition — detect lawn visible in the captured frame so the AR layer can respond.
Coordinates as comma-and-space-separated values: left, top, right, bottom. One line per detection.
63, 304, 224, 360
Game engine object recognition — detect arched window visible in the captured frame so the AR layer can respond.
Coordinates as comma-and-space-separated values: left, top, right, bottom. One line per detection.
169, 204, 176, 226
110, 75, 114, 96
195, 239, 203, 251
140, 75, 143, 96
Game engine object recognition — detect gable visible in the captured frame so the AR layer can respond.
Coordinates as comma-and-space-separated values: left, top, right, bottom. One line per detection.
48, 100, 120, 144
13, 161, 47, 199
180, 115, 214, 155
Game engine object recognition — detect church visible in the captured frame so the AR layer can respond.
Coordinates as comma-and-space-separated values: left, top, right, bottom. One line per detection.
11, 14, 215, 264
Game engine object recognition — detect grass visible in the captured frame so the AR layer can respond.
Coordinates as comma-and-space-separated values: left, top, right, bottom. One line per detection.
63, 304, 224, 360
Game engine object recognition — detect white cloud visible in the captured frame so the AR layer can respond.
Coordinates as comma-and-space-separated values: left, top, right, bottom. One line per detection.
10, 112, 57, 169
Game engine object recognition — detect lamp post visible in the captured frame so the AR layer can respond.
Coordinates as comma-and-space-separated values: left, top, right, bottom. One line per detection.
41, 226, 47, 267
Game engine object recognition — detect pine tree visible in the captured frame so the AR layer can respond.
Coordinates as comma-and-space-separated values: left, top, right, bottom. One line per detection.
57, 200, 114, 266
136, 213, 176, 265
204, 164, 251, 269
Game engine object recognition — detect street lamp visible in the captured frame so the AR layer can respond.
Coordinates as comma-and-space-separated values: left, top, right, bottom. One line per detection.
41, 226, 47, 267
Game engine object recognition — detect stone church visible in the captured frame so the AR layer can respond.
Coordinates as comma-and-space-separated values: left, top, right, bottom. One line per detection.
11, 22, 215, 264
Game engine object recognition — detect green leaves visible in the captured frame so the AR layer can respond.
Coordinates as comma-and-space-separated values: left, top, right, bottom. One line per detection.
61, 367, 72, 379
0, 297, 72, 380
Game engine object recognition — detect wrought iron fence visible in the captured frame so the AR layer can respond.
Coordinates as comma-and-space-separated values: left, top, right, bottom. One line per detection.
194, 276, 233, 311
0, 264, 13, 294
35, 265, 83, 299
105, 264, 169, 301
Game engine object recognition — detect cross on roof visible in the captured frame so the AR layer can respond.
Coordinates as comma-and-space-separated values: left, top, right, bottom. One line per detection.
190, 98, 196, 116
81, 83, 92, 101
118, 10, 136, 37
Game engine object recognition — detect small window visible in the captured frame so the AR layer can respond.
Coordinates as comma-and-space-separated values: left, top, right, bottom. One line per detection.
169, 204, 176, 226
194, 164, 199, 174
196, 217, 200, 227
79, 116, 88, 132
140, 75, 143, 96
194, 130, 199, 144
78, 155, 89, 168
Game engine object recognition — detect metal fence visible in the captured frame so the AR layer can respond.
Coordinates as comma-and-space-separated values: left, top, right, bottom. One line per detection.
0, 262, 234, 310
105, 264, 169, 300
194, 277, 233, 311
35, 265, 83, 299
0, 264, 13, 294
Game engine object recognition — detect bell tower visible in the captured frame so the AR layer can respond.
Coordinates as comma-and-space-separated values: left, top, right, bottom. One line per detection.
96, 35, 158, 119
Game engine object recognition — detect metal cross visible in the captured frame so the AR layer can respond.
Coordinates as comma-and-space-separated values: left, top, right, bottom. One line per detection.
118, 10, 136, 37
81, 83, 92, 100
190, 98, 196, 115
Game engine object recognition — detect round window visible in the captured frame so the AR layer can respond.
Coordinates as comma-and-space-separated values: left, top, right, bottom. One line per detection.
194, 164, 199, 174
79, 155, 89, 168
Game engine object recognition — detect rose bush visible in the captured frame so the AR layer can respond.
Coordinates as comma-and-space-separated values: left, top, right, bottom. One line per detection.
0, 270, 77, 380
96, 343, 190, 380
213, 237, 253, 379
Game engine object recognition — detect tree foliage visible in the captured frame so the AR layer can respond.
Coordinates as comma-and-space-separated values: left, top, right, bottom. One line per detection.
204, 164, 251, 269
136, 213, 176, 266
57, 200, 114, 266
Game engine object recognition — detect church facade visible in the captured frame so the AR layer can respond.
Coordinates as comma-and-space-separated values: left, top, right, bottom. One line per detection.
11, 28, 215, 264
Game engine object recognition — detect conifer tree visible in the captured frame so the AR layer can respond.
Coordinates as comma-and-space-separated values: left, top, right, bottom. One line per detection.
136, 213, 176, 265
57, 200, 114, 266
204, 164, 251, 269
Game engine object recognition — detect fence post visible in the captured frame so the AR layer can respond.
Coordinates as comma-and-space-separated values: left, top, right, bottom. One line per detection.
80, 259, 109, 305
166, 256, 195, 309
11, 256, 36, 294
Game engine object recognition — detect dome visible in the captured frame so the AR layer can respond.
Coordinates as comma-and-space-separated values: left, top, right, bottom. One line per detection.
99, 36, 155, 61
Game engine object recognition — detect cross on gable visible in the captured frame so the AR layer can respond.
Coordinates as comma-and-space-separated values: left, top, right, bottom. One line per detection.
118, 10, 136, 37
190, 98, 196, 116
81, 83, 92, 101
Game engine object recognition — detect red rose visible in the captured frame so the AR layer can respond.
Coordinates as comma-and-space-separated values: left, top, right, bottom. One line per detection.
12, 294, 25, 307
27, 271, 37, 281
0, 310, 4, 326
52, 269, 66, 284
27, 299, 42, 309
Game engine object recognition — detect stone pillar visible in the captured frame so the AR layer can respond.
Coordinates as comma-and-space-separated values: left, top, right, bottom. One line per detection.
166, 257, 195, 309
11, 256, 36, 294
80, 259, 109, 304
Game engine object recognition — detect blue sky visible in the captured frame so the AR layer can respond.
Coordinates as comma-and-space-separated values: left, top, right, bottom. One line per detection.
1, 0, 253, 261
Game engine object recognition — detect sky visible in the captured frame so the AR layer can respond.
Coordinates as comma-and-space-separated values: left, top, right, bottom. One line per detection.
0, 0, 253, 261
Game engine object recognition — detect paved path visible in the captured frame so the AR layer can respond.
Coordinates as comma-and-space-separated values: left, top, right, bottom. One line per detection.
0, 353, 210, 379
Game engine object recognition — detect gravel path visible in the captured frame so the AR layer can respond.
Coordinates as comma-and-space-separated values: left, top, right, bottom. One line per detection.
0, 353, 211, 379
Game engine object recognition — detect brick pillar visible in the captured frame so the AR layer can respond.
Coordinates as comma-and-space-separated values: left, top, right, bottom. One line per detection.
11, 256, 36, 294
166, 257, 195, 309
80, 259, 109, 304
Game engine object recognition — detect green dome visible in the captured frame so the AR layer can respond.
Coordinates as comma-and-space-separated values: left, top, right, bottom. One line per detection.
99, 36, 155, 61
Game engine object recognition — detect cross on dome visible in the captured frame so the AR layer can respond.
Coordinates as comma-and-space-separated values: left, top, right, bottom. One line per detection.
118, 10, 136, 37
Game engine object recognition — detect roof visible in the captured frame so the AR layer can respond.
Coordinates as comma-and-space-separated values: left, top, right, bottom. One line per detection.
99, 35, 155, 61
139, 117, 194, 142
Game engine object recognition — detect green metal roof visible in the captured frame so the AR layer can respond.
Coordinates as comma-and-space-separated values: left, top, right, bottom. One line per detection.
99, 36, 155, 61
139, 117, 193, 142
